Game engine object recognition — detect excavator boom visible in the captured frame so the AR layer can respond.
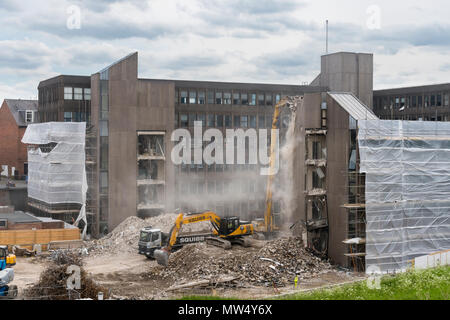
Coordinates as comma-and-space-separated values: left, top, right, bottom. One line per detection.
262, 96, 297, 234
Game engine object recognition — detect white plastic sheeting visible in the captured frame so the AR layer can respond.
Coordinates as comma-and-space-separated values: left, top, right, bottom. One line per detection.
22, 122, 88, 238
358, 120, 450, 273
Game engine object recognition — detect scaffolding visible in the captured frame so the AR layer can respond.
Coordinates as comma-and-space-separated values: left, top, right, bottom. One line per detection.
358, 119, 450, 273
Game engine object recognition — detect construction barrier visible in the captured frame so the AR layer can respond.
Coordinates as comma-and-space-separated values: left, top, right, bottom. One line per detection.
411, 249, 450, 270
0, 228, 80, 251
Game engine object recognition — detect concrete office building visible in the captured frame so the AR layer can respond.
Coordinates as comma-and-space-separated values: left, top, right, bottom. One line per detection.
373, 83, 450, 121
89, 52, 325, 235
34, 51, 372, 256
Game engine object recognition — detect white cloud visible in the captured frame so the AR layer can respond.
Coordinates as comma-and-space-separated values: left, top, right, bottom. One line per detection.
1, 0, 450, 103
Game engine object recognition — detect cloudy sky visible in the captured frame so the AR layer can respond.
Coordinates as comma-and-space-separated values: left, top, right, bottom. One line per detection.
1, 0, 450, 102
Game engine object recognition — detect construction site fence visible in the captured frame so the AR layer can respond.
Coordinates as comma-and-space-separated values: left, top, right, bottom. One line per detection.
0, 228, 81, 251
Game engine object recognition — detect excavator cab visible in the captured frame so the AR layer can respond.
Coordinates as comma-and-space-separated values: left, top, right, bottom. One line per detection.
219, 217, 241, 236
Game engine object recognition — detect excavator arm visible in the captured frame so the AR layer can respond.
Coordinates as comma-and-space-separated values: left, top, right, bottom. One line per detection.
155, 211, 254, 266
166, 211, 222, 251
155, 211, 223, 266
263, 97, 296, 234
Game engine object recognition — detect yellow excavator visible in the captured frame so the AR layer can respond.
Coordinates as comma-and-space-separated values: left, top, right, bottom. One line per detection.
153, 211, 254, 266
253, 96, 297, 237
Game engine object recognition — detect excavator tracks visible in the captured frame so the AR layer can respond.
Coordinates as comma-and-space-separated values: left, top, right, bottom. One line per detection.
205, 237, 232, 250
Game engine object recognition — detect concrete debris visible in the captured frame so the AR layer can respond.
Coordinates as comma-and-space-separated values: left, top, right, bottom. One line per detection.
149, 237, 333, 288
83, 214, 212, 256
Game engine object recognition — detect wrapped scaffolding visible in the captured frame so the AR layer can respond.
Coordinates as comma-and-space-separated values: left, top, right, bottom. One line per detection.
21, 122, 88, 238
358, 120, 450, 273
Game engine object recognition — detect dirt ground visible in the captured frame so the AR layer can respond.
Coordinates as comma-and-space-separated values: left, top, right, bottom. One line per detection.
12, 244, 364, 300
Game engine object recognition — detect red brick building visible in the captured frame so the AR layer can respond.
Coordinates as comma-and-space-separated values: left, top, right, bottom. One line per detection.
0, 99, 37, 179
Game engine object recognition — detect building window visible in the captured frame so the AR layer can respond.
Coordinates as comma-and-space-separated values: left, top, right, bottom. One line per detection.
189, 113, 197, 127
189, 91, 197, 104
74, 88, 83, 100
64, 112, 73, 122
180, 114, 188, 127
250, 115, 256, 128
266, 115, 272, 128
216, 114, 224, 127
197, 114, 206, 126
233, 93, 240, 105
207, 91, 214, 104
241, 115, 248, 128
249, 94, 256, 106
418, 96, 423, 107
445, 94, 449, 107
275, 94, 281, 104
258, 94, 265, 106
266, 94, 272, 106
180, 91, 188, 104
216, 92, 223, 104
225, 115, 232, 128
241, 93, 248, 105
64, 87, 73, 100
224, 92, 231, 104
437, 94, 442, 107
234, 115, 240, 127
425, 95, 429, 107
412, 96, 417, 108
431, 95, 436, 106
258, 115, 265, 128
25, 110, 34, 123
207, 114, 215, 127
84, 88, 91, 100
198, 91, 205, 104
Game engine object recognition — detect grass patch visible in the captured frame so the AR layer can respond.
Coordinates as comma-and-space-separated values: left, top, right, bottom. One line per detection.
279, 266, 450, 300
179, 295, 238, 300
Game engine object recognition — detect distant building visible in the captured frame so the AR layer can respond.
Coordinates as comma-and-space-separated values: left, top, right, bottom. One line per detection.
0, 99, 38, 179
373, 83, 450, 121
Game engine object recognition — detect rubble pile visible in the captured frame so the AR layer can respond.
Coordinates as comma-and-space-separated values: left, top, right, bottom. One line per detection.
24, 250, 108, 300
83, 214, 213, 255
151, 237, 333, 287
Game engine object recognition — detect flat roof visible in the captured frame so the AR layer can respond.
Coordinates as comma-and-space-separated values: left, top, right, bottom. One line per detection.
0, 211, 41, 224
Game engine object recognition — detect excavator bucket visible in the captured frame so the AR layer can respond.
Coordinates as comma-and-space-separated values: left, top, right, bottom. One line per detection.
154, 249, 169, 267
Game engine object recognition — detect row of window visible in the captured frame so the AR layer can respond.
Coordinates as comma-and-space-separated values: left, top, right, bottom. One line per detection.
176, 89, 283, 106
175, 113, 287, 129
374, 93, 450, 110
64, 111, 90, 122
378, 115, 450, 121
176, 179, 263, 195
64, 87, 91, 100
178, 163, 260, 173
